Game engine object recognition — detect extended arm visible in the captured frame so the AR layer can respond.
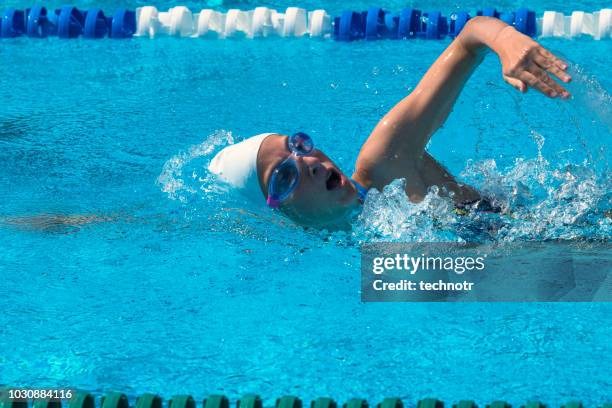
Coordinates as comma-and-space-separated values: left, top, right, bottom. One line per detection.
352, 17, 571, 197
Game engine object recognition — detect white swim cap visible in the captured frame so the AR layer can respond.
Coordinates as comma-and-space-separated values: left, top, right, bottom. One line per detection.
208, 133, 274, 199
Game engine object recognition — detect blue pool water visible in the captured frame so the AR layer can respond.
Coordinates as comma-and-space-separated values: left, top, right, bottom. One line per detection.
0, 0, 611, 405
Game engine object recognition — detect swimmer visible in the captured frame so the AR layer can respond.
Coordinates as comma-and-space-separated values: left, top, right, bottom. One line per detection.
209, 17, 572, 229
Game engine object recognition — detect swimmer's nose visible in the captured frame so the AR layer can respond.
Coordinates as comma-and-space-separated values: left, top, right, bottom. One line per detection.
300, 156, 325, 181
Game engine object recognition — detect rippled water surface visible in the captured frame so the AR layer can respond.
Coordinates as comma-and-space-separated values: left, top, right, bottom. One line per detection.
0, 1, 611, 405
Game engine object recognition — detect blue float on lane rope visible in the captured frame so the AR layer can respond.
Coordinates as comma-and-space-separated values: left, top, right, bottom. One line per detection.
1, 8, 26, 37
109, 8, 136, 38
398, 8, 420, 39
84, 8, 108, 38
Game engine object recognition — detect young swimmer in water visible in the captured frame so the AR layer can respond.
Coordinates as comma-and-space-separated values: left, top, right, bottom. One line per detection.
3, 17, 573, 233
208, 16, 572, 229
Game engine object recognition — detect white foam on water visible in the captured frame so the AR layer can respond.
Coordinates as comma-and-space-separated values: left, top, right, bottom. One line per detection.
354, 133, 609, 242
354, 63, 610, 243
157, 129, 233, 202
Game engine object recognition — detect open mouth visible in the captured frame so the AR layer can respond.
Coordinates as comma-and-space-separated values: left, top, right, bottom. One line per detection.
326, 168, 342, 191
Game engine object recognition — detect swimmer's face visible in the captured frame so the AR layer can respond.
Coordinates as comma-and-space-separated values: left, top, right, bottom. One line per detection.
257, 134, 359, 228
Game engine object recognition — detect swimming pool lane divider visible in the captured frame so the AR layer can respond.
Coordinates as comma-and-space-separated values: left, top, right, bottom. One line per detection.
1, 5, 611, 40
0, 392, 611, 408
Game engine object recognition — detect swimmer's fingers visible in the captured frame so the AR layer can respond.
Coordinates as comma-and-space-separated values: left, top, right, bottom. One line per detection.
537, 47, 570, 74
533, 49, 572, 97
528, 64, 568, 98
518, 69, 558, 98
503, 75, 527, 93
536, 55, 571, 84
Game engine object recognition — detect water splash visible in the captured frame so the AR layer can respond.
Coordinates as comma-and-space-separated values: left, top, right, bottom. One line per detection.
157, 130, 232, 203
565, 64, 612, 133
160, 80, 610, 245
354, 137, 610, 243
353, 63, 611, 244
159, 129, 610, 244
354, 179, 463, 242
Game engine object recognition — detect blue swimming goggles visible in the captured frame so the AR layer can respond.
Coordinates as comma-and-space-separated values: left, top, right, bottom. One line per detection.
266, 132, 315, 208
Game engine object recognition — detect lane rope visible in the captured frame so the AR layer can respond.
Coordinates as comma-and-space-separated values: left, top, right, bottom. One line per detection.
0, 391, 610, 408
1, 6, 610, 40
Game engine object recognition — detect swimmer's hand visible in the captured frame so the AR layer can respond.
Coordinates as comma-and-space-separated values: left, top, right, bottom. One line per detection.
492, 26, 571, 98
460, 17, 572, 99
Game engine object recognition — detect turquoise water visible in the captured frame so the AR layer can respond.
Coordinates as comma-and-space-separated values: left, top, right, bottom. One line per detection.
0, 0, 611, 405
